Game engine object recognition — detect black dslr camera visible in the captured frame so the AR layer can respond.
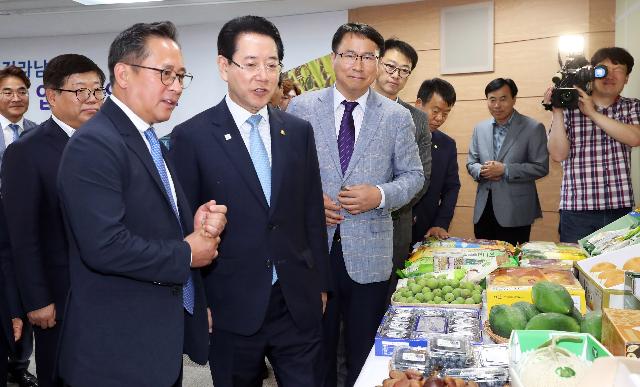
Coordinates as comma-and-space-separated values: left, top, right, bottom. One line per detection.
547, 54, 608, 109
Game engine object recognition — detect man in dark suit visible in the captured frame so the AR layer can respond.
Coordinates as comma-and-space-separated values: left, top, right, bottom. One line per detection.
56, 21, 225, 387
1, 54, 106, 387
467, 78, 549, 246
0, 201, 24, 387
412, 78, 461, 243
372, 38, 432, 296
0, 64, 38, 387
171, 16, 329, 387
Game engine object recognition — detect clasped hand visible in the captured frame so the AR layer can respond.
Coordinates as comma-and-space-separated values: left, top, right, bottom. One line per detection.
186, 200, 227, 268
480, 160, 504, 181
323, 185, 381, 226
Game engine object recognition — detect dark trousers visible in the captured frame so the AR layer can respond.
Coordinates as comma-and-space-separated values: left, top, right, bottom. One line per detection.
34, 324, 64, 387
321, 236, 389, 387
1, 328, 7, 387
474, 193, 531, 247
209, 282, 322, 387
560, 207, 632, 243
8, 318, 32, 374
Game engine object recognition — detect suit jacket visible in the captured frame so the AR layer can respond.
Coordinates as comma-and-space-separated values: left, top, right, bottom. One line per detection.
412, 130, 461, 243
466, 109, 549, 227
56, 99, 208, 387
0, 118, 37, 168
1, 118, 70, 319
0, 198, 22, 352
392, 99, 432, 263
288, 87, 424, 284
170, 99, 329, 336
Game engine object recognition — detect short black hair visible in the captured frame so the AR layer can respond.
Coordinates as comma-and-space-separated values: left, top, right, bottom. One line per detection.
43, 54, 105, 90
331, 23, 384, 54
0, 65, 30, 89
417, 78, 456, 107
591, 47, 634, 75
108, 21, 178, 85
218, 15, 284, 62
381, 38, 419, 70
484, 77, 518, 98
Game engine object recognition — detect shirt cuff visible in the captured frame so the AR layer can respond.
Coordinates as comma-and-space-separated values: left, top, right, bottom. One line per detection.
503, 164, 509, 180
376, 185, 386, 209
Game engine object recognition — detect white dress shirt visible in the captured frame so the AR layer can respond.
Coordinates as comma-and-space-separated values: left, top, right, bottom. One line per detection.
109, 95, 179, 211
0, 114, 25, 147
331, 86, 385, 208
51, 114, 76, 138
225, 94, 272, 165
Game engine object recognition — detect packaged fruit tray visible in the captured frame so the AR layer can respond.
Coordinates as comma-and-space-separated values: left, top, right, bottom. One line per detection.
391, 276, 483, 310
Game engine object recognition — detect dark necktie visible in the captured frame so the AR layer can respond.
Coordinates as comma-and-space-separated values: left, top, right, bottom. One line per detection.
337, 100, 358, 174
143, 127, 195, 314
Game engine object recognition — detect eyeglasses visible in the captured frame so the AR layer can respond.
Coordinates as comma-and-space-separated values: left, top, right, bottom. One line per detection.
1, 89, 28, 98
229, 59, 283, 74
54, 88, 107, 102
380, 62, 412, 78
335, 52, 379, 65
125, 63, 193, 89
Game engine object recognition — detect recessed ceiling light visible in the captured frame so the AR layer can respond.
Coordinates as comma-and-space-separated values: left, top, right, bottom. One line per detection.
73, 0, 164, 5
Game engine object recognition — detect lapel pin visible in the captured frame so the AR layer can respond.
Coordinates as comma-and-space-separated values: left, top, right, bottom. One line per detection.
434, 144, 438, 149
224, 133, 232, 141
280, 129, 286, 136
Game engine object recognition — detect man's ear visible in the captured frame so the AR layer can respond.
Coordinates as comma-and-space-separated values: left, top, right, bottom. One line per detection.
45, 88, 57, 108
113, 62, 129, 89
415, 98, 423, 108
217, 55, 229, 82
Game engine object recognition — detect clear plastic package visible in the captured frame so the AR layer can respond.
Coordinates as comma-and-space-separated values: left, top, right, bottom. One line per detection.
390, 347, 429, 373
415, 315, 447, 334
473, 344, 509, 369
427, 334, 473, 369
441, 367, 509, 387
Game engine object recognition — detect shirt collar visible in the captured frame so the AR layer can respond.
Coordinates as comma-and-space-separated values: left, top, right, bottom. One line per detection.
51, 114, 76, 138
0, 114, 24, 131
333, 84, 369, 114
493, 110, 515, 127
109, 95, 153, 134
225, 94, 269, 129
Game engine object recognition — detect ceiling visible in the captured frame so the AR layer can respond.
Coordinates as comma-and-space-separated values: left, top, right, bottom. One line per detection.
0, 0, 414, 39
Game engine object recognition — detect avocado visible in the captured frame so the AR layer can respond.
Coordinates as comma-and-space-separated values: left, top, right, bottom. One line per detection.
525, 312, 581, 332
489, 304, 527, 338
532, 281, 574, 314
512, 301, 540, 321
580, 311, 602, 341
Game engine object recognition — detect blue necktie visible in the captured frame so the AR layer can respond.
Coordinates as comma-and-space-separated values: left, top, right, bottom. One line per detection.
8, 123, 20, 142
338, 101, 358, 174
247, 115, 277, 284
494, 124, 507, 159
144, 127, 195, 314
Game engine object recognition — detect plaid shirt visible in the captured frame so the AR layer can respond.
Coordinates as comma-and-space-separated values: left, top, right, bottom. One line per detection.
560, 96, 640, 211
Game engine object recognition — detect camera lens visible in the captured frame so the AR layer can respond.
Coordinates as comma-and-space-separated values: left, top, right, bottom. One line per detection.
560, 91, 573, 102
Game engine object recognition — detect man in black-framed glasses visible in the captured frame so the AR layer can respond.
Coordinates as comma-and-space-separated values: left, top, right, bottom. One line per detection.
1, 53, 106, 387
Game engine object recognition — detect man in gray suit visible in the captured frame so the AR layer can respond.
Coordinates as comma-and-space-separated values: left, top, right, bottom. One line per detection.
467, 78, 549, 246
288, 23, 424, 387
372, 38, 431, 297
0, 65, 37, 387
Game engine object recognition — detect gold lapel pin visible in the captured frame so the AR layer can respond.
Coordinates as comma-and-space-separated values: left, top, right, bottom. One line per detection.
280, 129, 286, 136
224, 133, 232, 141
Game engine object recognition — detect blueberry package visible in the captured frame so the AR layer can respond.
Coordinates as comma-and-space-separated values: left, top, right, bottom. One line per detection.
441, 367, 509, 387
473, 344, 509, 369
390, 347, 429, 373
427, 334, 474, 369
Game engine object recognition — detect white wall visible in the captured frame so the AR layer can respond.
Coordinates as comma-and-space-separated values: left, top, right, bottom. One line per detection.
0, 10, 347, 136
616, 0, 640, 207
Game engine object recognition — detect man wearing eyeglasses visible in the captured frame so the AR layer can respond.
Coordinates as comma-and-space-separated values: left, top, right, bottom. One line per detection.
0, 65, 38, 387
1, 54, 106, 387
372, 38, 432, 300
171, 16, 329, 387
55, 22, 224, 387
288, 23, 424, 387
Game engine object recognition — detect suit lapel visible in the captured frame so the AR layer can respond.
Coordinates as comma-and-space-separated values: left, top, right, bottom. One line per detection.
484, 121, 495, 161
497, 111, 523, 161
43, 118, 70, 155
344, 89, 381, 181
209, 100, 269, 211
103, 99, 176, 217
316, 89, 342, 176
163, 146, 192, 233
268, 107, 285, 216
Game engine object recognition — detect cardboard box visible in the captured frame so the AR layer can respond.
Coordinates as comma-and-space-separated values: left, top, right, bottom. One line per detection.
508, 330, 612, 387
580, 357, 640, 387
486, 267, 586, 313
624, 271, 640, 309
602, 308, 640, 357
575, 244, 640, 311
579, 209, 640, 256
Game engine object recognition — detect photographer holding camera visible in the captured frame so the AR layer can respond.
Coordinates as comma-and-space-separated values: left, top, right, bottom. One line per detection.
545, 47, 640, 243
